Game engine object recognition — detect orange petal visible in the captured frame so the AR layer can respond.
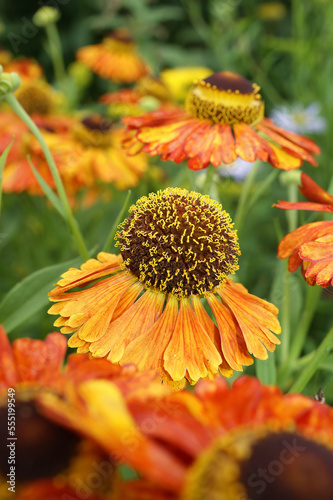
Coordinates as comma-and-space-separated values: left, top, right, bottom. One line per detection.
234, 123, 274, 162
163, 298, 222, 383
206, 293, 253, 371
274, 200, 333, 213
191, 296, 233, 378
0, 326, 19, 388
260, 118, 321, 155
299, 173, 333, 205
277, 221, 333, 259
256, 122, 318, 165
121, 295, 178, 377
218, 281, 280, 360
90, 290, 165, 361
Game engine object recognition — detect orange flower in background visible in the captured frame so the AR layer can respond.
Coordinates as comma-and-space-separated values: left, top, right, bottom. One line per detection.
100, 75, 171, 117
275, 173, 333, 286
49, 188, 280, 387
0, 326, 159, 500
39, 114, 148, 194
77, 29, 149, 83
123, 71, 320, 171
39, 376, 333, 500
3, 57, 44, 81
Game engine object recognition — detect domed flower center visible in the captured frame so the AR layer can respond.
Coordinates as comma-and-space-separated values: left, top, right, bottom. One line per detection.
182, 429, 333, 500
0, 399, 80, 482
16, 83, 54, 116
73, 115, 113, 148
185, 71, 264, 125
116, 188, 240, 299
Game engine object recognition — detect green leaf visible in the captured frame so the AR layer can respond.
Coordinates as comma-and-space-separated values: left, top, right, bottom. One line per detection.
255, 352, 277, 386
0, 255, 83, 333
27, 156, 66, 219
0, 139, 15, 220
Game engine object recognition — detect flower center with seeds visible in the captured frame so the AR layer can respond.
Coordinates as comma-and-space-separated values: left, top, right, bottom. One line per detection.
73, 115, 113, 148
185, 71, 264, 125
116, 188, 240, 299
182, 429, 333, 500
16, 83, 54, 115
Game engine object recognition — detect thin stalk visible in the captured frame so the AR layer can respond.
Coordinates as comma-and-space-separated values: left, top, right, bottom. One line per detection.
45, 22, 67, 87
248, 169, 279, 209
278, 261, 291, 367
288, 324, 333, 393
5, 93, 89, 260
278, 284, 321, 385
233, 161, 260, 231
286, 182, 298, 232
202, 164, 215, 197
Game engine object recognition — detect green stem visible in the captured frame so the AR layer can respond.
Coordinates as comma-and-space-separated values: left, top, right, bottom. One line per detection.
45, 22, 67, 87
4, 93, 89, 261
278, 284, 321, 385
248, 169, 279, 209
288, 324, 333, 393
233, 161, 260, 231
202, 164, 215, 196
286, 182, 298, 232
279, 261, 291, 367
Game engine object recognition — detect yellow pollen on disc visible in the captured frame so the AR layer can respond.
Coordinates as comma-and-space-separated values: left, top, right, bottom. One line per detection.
116, 188, 240, 299
185, 70, 265, 125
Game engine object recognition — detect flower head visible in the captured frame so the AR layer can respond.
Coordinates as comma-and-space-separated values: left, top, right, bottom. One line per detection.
123, 71, 320, 171
77, 29, 149, 83
49, 189, 280, 387
271, 102, 327, 135
275, 173, 333, 286
39, 376, 333, 500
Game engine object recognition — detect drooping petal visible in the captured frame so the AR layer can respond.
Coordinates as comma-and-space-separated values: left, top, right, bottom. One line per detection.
277, 221, 333, 259
274, 200, 333, 213
299, 172, 333, 205
300, 237, 333, 287
233, 123, 274, 162
163, 298, 222, 383
206, 293, 253, 371
260, 117, 321, 155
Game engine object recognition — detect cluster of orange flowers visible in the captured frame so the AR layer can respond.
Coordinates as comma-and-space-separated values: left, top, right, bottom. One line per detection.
1, 26, 333, 500
1, 326, 333, 500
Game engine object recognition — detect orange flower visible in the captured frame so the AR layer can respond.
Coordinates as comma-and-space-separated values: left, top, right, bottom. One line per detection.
122, 71, 320, 171
0, 326, 153, 500
38, 376, 333, 500
3, 57, 43, 81
100, 75, 171, 117
48, 188, 280, 387
38, 114, 148, 194
77, 29, 149, 83
275, 173, 333, 286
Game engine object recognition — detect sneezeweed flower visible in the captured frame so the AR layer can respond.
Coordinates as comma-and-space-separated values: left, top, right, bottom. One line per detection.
0, 326, 155, 500
275, 173, 333, 287
38, 114, 148, 194
48, 188, 281, 387
2, 57, 43, 82
123, 71, 320, 171
100, 75, 171, 117
76, 29, 149, 83
39, 376, 333, 500
271, 102, 327, 135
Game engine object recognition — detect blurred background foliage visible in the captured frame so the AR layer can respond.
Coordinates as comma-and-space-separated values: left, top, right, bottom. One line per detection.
0, 0, 332, 398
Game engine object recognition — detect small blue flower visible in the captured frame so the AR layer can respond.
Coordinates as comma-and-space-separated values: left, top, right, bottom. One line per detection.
270, 103, 327, 135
